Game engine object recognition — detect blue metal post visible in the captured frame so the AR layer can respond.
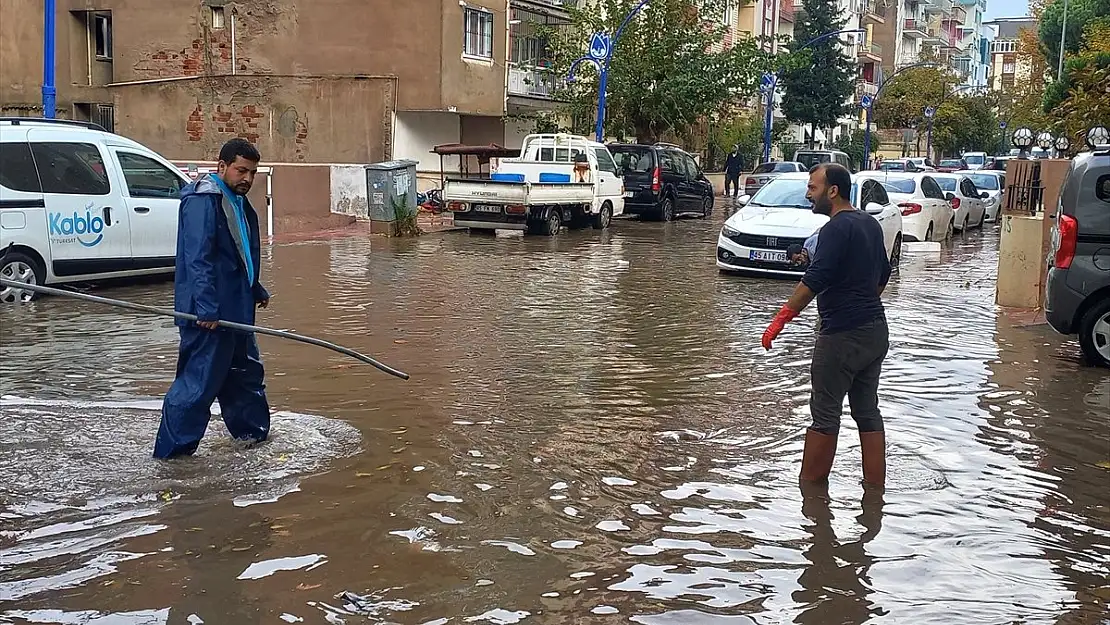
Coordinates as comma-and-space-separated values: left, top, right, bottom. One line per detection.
594, 70, 610, 143
926, 118, 934, 160
762, 82, 774, 162
42, 0, 57, 118
863, 106, 872, 170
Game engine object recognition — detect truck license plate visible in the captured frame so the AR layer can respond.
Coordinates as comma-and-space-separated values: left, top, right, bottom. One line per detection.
474, 204, 502, 213
750, 250, 787, 263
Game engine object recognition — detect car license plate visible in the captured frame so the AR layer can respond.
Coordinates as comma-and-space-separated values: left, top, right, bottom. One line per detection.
623, 191, 634, 198
750, 250, 787, 263
474, 204, 502, 213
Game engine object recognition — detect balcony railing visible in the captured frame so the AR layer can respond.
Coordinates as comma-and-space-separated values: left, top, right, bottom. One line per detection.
508, 65, 555, 98
856, 81, 879, 97
780, 0, 795, 22
858, 41, 883, 58
863, 0, 887, 20
904, 18, 928, 35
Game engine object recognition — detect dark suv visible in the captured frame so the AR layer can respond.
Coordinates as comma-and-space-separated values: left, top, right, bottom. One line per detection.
608, 143, 714, 221
1045, 144, 1110, 366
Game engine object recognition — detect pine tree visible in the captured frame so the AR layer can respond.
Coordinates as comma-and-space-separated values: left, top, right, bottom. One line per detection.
778, 0, 858, 145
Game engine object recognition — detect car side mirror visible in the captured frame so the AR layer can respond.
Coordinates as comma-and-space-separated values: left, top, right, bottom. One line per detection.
865, 201, 885, 215
736, 194, 751, 206
979, 191, 989, 199
945, 192, 956, 202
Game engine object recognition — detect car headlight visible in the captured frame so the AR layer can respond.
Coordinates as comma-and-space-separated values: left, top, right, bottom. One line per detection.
722, 225, 740, 237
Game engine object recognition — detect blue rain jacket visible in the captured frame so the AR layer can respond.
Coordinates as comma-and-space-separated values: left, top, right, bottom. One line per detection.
174, 176, 269, 327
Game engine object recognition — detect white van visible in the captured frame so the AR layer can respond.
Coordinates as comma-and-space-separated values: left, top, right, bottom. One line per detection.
0, 118, 191, 302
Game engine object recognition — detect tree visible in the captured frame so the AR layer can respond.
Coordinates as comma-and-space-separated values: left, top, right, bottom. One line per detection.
709, 114, 788, 170
1038, 0, 1110, 78
544, 0, 773, 143
872, 67, 952, 130
779, 0, 857, 144
833, 129, 879, 171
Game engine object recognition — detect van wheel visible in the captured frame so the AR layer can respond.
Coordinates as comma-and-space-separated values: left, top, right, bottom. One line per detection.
701, 196, 713, 218
0, 252, 44, 303
1078, 298, 1110, 367
659, 197, 675, 222
592, 203, 612, 230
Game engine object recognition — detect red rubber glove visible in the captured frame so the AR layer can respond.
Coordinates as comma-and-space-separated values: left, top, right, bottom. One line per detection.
762, 305, 800, 350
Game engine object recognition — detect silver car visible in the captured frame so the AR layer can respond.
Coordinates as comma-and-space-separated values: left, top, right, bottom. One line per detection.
744, 161, 807, 196
959, 170, 1006, 222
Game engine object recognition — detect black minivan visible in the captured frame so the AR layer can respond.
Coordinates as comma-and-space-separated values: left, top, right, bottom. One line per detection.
608, 143, 714, 221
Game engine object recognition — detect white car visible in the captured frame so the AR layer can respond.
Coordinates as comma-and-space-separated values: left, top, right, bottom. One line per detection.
962, 151, 988, 170
0, 118, 191, 302
931, 173, 988, 232
858, 172, 955, 243
716, 173, 904, 277
958, 170, 1005, 222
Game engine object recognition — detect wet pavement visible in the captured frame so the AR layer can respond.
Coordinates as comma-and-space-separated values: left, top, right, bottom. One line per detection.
1, 203, 1108, 624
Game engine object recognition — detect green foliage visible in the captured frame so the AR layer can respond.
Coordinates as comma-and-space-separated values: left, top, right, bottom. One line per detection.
1038, 0, 1110, 76
872, 67, 952, 130
833, 129, 879, 171
779, 0, 858, 130
544, 0, 775, 143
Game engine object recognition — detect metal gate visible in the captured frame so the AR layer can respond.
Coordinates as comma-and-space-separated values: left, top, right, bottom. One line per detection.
92, 104, 115, 133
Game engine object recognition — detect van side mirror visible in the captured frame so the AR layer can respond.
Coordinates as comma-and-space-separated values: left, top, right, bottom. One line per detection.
979, 191, 989, 199
945, 192, 956, 202
865, 202, 885, 215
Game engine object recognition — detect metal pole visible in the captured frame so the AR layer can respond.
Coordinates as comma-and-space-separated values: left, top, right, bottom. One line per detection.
1057, 0, 1069, 80
863, 107, 872, 170
926, 117, 934, 161
762, 78, 775, 162
42, 0, 56, 118
595, 69, 609, 143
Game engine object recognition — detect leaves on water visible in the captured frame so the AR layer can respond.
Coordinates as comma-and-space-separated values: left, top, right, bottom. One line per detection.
296, 583, 322, 591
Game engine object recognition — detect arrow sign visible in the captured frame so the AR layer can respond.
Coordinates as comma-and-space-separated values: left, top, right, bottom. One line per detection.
861, 95, 873, 109
588, 32, 611, 61
999, 121, 1007, 129
760, 73, 774, 92
924, 106, 936, 118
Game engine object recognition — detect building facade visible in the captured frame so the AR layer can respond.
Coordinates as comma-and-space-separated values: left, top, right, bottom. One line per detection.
0, 0, 511, 167
984, 16, 1039, 93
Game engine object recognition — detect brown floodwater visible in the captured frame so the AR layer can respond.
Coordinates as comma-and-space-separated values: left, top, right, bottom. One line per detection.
1, 207, 1108, 625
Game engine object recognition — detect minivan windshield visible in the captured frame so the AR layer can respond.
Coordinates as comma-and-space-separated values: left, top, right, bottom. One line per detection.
965, 173, 1000, 190
608, 147, 654, 173
748, 178, 812, 209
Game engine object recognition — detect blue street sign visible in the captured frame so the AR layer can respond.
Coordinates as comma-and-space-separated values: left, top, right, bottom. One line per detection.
924, 105, 936, 118
861, 95, 873, 109
999, 121, 1007, 130
760, 73, 774, 92
589, 32, 611, 61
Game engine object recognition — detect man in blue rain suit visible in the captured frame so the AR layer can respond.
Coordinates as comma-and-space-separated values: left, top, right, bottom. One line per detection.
154, 138, 271, 459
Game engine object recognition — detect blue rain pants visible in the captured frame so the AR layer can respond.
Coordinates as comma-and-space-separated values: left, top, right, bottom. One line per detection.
154, 326, 270, 458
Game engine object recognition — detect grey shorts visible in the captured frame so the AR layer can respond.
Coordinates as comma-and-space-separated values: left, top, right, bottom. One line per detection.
810, 317, 889, 435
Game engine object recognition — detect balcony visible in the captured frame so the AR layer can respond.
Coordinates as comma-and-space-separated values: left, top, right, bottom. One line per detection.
780, 0, 795, 22
863, 0, 887, 23
793, 0, 807, 15
903, 18, 928, 38
856, 81, 879, 98
508, 65, 556, 99
858, 41, 883, 62
943, 5, 967, 22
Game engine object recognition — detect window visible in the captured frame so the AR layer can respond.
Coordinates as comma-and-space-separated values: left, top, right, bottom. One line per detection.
593, 148, 619, 175
921, 176, 946, 200
30, 142, 111, 195
609, 147, 654, 172
464, 8, 494, 59
94, 13, 111, 59
873, 182, 890, 205
659, 150, 678, 174
0, 143, 43, 192
858, 180, 876, 208
211, 6, 226, 29
880, 178, 917, 194
682, 154, 700, 179
962, 178, 979, 197
116, 152, 185, 199
1096, 175, 1110, 203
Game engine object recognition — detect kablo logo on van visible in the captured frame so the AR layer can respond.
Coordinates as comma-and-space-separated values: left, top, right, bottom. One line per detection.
48, 203, 105, 248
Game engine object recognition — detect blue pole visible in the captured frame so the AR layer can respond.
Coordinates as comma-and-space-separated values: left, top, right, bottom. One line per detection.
863, 106, 872, 170
595, 69, 609, 143
42, 0, 56, 118
926, 117, 933, 160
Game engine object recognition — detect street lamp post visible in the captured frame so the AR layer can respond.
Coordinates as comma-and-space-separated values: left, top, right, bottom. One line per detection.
761, 28, 865, 163
42, 0, 57, 118
862, 61, 938, 170
566, 0, 651, 143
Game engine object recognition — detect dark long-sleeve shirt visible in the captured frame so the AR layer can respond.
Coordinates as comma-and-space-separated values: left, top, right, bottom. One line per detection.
801, 210, 890, 335
725, 153, 743, 176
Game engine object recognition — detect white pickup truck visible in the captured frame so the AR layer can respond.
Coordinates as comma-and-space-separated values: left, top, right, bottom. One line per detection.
443, 133, 625, 235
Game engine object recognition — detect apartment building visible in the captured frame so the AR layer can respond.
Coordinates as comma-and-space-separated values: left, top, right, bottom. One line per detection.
984, 16, 1038, 92
870, 0, 988, 92
0, 0, 510, 168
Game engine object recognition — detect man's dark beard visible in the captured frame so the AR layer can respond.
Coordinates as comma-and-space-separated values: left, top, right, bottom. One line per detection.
812, 195, 833, 216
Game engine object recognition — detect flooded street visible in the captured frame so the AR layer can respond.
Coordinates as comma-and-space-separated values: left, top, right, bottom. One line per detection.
1, 206, 1108, 624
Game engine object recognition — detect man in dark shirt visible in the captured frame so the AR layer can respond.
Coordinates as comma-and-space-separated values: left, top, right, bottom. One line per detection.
724, 145, 743, 198
761, 163, 891, 487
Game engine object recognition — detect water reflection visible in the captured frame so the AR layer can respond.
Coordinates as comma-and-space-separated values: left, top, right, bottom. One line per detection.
1, 217, 1108, 623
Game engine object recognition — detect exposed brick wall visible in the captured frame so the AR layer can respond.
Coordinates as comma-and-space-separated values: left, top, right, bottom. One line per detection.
136, 29, 237, 79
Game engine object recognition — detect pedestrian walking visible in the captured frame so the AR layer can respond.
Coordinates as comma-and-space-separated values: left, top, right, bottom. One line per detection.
724, 144, 743, 198
761, 163, 891, 487
154, 138, 272, 459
